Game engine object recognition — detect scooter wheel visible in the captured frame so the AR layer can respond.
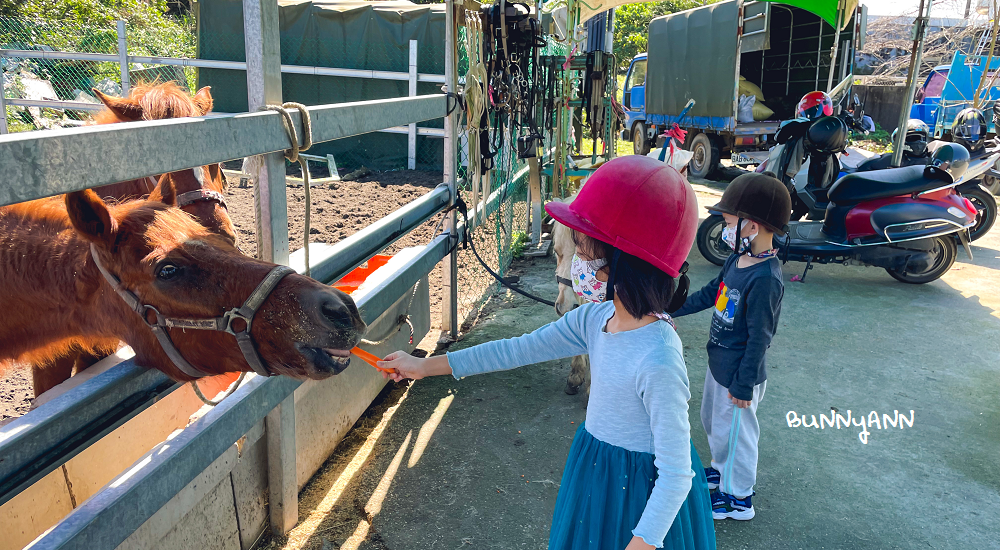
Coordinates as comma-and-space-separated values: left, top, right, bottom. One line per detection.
697, 214, 732, 266
962, 187, 997, 242
885, 236, 957, 284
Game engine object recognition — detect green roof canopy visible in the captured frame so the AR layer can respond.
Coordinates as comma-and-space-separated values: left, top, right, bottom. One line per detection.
762, 0, 858, 29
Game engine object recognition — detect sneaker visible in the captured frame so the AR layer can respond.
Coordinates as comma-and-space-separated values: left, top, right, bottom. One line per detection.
704, 467, 720, 490
712, 491, 755, 521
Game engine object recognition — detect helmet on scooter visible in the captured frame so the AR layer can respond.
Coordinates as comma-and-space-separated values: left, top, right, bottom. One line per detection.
544, 155, 698, 278
952, 107, 987, 155
891, 119, 931, 157
924, 142, 970, 184
795, 91, 834, 120
805, 116, 848, 154
710, 172, 792, 236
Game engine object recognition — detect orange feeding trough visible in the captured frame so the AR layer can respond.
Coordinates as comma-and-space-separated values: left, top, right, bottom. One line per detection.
332, 255, 395, 373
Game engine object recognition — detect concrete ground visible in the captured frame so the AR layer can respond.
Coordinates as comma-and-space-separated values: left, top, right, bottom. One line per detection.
276, 185, 999, 550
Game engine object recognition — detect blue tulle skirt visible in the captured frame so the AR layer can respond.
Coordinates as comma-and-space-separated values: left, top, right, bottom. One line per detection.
548, 424, 716, 550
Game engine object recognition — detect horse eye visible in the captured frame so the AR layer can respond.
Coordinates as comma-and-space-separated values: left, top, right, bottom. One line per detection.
157, 264, 182, 281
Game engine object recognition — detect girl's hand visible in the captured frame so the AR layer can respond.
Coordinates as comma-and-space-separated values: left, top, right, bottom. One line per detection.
624, 536, 655, 550
378, 351, 453, 382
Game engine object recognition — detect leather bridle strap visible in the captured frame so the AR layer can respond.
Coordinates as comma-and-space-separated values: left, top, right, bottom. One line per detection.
176, 188, 228, 210
556, 275, 573, 287
89, 244, 294, 378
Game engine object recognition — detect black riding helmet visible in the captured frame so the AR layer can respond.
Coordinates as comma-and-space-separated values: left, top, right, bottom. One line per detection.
924, 142, 970, 184
892, 119, 931, 157
805, 115, 848, 154
710, 172, 792, 236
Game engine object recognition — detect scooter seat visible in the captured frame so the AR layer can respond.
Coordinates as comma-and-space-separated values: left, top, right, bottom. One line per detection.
827, 165, 948, 204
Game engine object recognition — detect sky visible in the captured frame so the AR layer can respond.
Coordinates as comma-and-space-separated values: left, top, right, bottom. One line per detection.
863, 0, 984, 18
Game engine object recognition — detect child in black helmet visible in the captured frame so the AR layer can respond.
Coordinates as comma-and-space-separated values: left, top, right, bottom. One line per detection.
673, 172, 791, 521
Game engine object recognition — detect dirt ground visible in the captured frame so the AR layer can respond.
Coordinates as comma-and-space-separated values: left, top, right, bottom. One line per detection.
261, 184, 999, 550
0, 169, 447, 423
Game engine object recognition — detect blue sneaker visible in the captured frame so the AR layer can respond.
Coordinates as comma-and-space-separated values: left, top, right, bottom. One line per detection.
704, 467, 720, 490
712, 491, 755, 520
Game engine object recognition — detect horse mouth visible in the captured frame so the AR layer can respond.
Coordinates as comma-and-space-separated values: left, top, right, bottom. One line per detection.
299, 344, 352, 376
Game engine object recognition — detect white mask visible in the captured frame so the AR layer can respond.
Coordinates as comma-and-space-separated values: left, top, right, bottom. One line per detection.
570, 254, 609, 303
722, 220, 757, 251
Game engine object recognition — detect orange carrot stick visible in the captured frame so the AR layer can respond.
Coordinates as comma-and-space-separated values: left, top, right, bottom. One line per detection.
352, 347, 394, 373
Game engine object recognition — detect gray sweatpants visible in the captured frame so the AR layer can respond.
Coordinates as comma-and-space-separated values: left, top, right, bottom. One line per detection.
701, 368, 766, 498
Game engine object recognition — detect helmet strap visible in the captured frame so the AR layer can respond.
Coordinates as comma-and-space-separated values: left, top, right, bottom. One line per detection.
605, 248, 621, 303
667, 262, 690, 314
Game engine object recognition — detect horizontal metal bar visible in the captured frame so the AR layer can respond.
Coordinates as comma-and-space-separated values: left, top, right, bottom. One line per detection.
0, 50, 445, 83
300, 184, 450, 284
27, 235, 453, 550
0, 94, 446, 207
0, 49, 117, 62
6, 98, 104, 111
0, 366, 179, 507
379, 126, 446, 137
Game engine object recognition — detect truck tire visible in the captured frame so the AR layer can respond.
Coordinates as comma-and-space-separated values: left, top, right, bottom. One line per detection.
632, 122, 650, 155
687, 132, 720, 179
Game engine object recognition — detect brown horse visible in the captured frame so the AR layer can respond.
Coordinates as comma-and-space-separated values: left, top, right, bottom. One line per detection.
29, 83, 234, 395
1, 177, 365, 381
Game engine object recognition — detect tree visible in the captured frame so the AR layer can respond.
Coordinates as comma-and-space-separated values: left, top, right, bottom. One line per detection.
613, 1, 714, 65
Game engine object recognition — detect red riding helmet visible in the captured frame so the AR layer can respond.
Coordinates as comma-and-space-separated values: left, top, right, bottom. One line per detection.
796, 91, 834, 120
544, 155, 698, 278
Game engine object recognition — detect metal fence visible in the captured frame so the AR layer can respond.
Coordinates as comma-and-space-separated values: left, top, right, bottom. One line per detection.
0, 16, 446, 170
0, 5, 553, 547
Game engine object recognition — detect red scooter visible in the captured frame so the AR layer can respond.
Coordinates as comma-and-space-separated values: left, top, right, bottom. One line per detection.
697, 144, 978, 284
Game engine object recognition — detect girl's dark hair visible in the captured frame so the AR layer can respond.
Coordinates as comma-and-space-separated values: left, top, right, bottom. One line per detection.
573, 231, 677, 320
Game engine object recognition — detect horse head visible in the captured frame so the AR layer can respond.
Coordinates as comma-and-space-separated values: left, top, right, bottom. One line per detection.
64, 183, 366, 381
552, 197, 585, 317
92, 82, 213, 124
149, 166, 235, 246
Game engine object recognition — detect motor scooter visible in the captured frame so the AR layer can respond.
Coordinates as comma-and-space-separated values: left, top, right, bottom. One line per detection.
697, 161, 979, 284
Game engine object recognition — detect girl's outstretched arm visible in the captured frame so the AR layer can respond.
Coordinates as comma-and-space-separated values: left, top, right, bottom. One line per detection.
378, 352, 451, 382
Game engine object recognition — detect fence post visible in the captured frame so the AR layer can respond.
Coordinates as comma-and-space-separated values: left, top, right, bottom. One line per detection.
116, 21, 130, 96
408, 40, 418, 170
0, 73, 8, 134
528, 157, 542, 244
441, 0, 460, 340
244, 0, 297, 536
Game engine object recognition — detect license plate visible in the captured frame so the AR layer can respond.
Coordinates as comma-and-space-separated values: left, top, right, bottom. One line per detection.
731, 152, 755, 165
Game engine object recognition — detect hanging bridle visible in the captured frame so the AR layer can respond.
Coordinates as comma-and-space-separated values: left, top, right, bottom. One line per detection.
89, 243, 293, 378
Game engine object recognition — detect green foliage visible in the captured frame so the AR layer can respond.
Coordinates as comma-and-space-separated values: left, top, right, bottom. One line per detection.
849, 123, 893, 154
0, 0, 25, 18
510, 231, 530, 259
613, 1, 715, 66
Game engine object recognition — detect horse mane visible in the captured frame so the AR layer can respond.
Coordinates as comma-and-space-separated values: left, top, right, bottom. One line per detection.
92, 81, 206, 124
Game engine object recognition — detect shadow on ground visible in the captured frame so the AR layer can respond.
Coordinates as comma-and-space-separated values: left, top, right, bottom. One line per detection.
269, 188, 999, 550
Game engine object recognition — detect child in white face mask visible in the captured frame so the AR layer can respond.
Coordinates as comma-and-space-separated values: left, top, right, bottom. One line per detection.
672, 172, 791, 521
378, 156, 717, 550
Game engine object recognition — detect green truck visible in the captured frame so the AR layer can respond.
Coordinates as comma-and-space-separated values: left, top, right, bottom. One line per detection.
622, 0, 867, 178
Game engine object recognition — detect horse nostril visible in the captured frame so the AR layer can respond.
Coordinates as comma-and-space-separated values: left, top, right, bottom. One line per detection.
321, 299, 355, 330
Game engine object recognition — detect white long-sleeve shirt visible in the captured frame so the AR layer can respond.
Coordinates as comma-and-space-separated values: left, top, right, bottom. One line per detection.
447, 301, 694, 548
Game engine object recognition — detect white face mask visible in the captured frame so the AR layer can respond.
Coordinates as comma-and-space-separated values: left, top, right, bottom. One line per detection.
570, 254, 609, 303
722, 220, 757, 251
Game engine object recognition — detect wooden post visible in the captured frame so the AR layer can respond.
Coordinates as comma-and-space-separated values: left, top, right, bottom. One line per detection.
244, 0, 296, 536
117, 21, 130, 96
441, 0, 460, 340
408, 40, 418, 170
528, 157, 542, 245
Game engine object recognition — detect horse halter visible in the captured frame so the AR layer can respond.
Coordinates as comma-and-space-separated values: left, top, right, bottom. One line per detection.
89, 243, 293, 378
146, 164, 229, 211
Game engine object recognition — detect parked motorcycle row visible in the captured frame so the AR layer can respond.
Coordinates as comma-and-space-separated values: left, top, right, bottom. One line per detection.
695, 91, 996, 284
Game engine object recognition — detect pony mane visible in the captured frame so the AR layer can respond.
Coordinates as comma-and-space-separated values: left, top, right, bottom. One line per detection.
92, 81, 205, 124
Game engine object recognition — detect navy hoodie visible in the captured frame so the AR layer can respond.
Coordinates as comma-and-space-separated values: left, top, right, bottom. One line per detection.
674, 254, 783, 401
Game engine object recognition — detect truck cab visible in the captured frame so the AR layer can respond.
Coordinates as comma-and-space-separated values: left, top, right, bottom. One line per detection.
622, 54, 648, 154
910, 54, 998, 137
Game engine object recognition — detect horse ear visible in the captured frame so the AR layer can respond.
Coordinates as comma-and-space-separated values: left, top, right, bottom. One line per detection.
92, 88, 143, 122
149, 174, 178, 207
192, 86, 213, 116
66, 189, 118, 244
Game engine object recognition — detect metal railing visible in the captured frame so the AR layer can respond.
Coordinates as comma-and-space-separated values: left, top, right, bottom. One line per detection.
0, 92, 451, 548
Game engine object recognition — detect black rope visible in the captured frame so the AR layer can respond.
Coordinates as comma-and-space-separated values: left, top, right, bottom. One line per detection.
445, 193, 556, 307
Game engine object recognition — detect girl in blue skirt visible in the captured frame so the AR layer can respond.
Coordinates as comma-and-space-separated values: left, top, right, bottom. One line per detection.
380, 155, 716, 550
